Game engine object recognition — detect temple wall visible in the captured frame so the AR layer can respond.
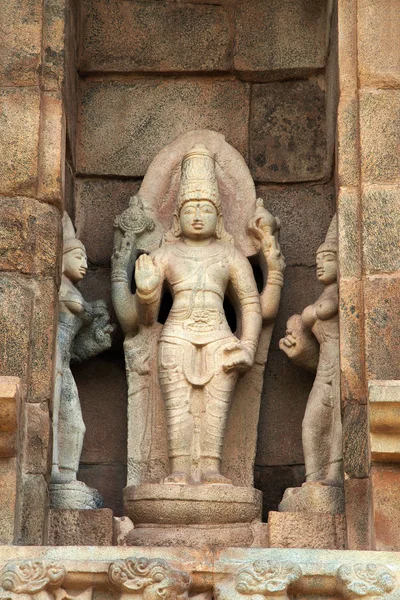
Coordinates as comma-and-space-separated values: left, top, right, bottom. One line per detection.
0, 0, 65, 543
64, 0, 337, 517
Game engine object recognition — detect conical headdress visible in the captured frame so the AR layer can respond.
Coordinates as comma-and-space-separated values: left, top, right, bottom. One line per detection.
62, 212, 86, 254
177, 143, 221, 213
317, 214, 337, 254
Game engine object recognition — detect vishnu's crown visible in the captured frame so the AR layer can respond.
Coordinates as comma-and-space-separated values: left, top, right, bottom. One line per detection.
317, 214, 337, 254
177, 143, 221, 213
62, 212, 86, 254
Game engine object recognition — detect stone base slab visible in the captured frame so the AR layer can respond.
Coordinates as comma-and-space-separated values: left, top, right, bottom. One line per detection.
124, 483, 262, 525
278, 482, 345, 514
126, 521, 269, 548
50, 481, 104, 510
48, 509, 114, 546
268, 510, 346, 549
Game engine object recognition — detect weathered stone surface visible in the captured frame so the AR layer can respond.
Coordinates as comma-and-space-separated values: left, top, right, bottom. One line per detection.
0, 198, 60, 277
257, 350, 311, 466
0, 87, 40, 196
345, 477, 372, 550
257, 183, 335, 266
75, 178, 141, 265
37, 91, 64, 204
15, 474, 48, 545
22, 402, 50, 475
337, 94, 358, 187
41, 0, 66, 91
360, 90, 400, 184
28, 278, 58, 404
127, 523, 256, 548
339, 278, 365, 407
371, 465, 400, 551
74, 355, 127, 464
279, 483, 344, 515
365, 275, 400, 380
358, 0, 400, 88
0, 274, 34, 385
0, 459, 17, 544
48, 509, 113, 545
80, 1, 231, 72
343, 404, 369, 479
234, 0, 327, 79
78, 463, 126, 516
0, 0, 41, 86
338, 188, 362, 280
268, 511, 346, 549
363, 185, 400, 274
0, 376, 20, 458
369, 380, 400, 463
255, 465, 305, 518
77, 80, 249, 176
250, 80, 328, 182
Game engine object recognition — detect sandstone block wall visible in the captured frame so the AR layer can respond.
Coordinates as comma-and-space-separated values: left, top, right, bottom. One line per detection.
0, 0, 65, 543
64, 0, 337, 516
337, 0, 400, 549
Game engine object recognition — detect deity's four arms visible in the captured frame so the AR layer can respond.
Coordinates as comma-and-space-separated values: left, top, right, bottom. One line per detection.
112, 143, 285, 485
280, 215, 342, 488
50, 213, 114, 509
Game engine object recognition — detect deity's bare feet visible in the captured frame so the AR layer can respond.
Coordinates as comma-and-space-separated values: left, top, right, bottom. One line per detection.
164, 471, 193, 485
201, 471, 232, 485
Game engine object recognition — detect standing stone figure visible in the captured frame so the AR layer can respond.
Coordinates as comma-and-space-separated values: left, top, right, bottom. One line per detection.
50, 213, 114, 509
112, 131, 285, 544
279, 215, 343, 513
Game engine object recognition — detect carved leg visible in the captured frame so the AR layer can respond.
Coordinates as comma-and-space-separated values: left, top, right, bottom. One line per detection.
302, 380, 333, 483
159, 341, 193, 483
56, 367, 86, 483
200, 367, 237, 485
324, 374, 343, 486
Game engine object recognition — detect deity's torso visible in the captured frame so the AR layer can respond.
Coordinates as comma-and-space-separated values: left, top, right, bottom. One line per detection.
302, 285, 339, 382
152, 240, 236, 345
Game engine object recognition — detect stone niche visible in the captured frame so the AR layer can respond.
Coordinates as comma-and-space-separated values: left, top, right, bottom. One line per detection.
61, 0, 337, 527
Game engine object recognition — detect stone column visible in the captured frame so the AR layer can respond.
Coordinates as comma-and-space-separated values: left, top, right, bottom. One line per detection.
0, 0, 66, 543
337, 0, 400, 549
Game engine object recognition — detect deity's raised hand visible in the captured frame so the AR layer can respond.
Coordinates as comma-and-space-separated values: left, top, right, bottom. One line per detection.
134, 253, 161, 296
111, 235, 136, 272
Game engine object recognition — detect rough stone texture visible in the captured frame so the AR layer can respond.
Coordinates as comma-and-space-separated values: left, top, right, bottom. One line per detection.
0, 87, 40, 196
358, 0, 400, 88
364, 275, 400, 381
76, 80, 250, 176
75, 355, 127, 464
75, 178, 141, 265
362, 185, 400, 274
257, 183, 336, 266
359, 90, 400, 184
339, 279, 365, 410
255, 465, 305, 519
0, 459, 18, 544
342, 404, 369, 479
15, 474, 48, 545
268, 511, 346, 549
22, 402, 50, 475
78, 463, 127, 517
337, 94, 358, 187
279, 483, 344, 514
80, 1, 231, 73
37, 91, 64, 204
369, 381, 400, 463
0, 198, 60, 277
371, 465, 400, 551
0, 0, 42, 86
234, 0, 328, 79
48, 509, 114, 546
0, 274, 34, 386
345, 478, 372, 550
338, 188, 362, 279
40, 0, 66, 92
250, 80, 328, 182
